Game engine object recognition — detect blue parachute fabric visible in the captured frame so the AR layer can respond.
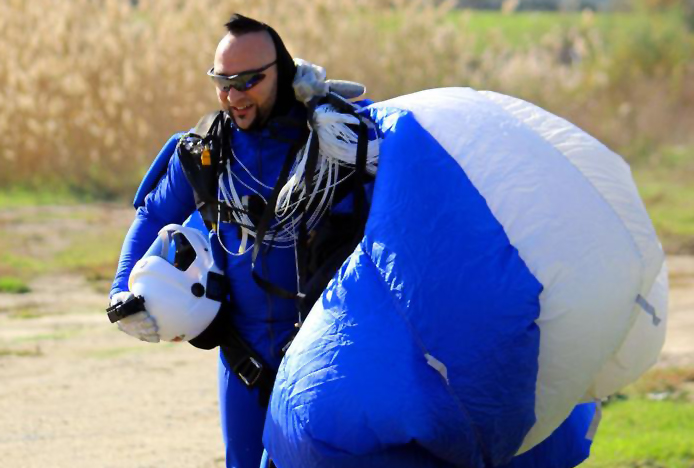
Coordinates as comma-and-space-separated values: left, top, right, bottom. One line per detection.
264, 403, 595, 468
264, 106, 545, 467
133, 132, 184, 209
501, 402, 596, 468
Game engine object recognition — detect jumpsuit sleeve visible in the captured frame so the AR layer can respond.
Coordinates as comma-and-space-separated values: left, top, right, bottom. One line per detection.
110, 151, 197, 297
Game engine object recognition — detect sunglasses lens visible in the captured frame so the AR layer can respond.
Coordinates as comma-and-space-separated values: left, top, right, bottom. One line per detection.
241, 73, 265, 90
212, 77, 232, 92
211, 73, 266, 92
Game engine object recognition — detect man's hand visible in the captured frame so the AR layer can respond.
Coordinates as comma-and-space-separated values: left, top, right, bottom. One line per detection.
110, 291, 160, 343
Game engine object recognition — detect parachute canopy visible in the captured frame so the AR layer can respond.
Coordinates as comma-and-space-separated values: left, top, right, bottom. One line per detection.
263, 88, 668, 468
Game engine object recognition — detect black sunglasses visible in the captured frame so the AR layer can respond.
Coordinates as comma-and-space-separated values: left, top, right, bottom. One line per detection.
207, 60, 277, 92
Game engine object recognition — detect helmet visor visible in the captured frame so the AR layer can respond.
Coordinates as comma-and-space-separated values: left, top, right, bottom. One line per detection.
142, 230, 197, 272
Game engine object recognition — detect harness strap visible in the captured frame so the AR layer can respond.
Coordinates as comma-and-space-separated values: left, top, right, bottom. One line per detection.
296, 128, 322, 298
188, 302, 277, 408
251, 96, 373, 306
295, 119, 370, 321
250, 124, 310, 301
182, 102, 373, 403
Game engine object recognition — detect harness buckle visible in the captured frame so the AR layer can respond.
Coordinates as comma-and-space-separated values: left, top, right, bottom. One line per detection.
233, 355, 263, 387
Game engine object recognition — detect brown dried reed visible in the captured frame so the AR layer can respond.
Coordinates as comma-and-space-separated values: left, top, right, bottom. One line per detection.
0, 0, 692, 198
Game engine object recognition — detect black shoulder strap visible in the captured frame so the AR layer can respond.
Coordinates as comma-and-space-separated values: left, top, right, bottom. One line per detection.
250, 132, 310, 300
193, 111, 220, 136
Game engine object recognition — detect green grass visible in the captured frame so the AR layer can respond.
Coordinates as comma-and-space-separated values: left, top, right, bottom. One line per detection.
0, 347, 42, 357
0, 250, 48, 278
86, 342, 177, 359
632, 146, 694, 253
581, 368, 694, 467
0, 276, 30, 294
583, 398, 694, 467
13, 329, 83, 343
54, 230, 124, 273
0, 206, 125, 281
53, 230, 124, 294
9, 307, 47, 319
449, 11, 582, 48
0, 252, 47, 277
87, 346, 149, 359
445, 10, 690, 52
0, 186, 84, 209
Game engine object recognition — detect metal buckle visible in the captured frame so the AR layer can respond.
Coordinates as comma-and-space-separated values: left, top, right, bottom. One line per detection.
234, 356, 263, 387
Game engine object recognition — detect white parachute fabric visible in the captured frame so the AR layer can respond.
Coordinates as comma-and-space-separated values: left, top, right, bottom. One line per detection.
589, 261, 668, 398
380, 88, 667, 452
478, 91, 668, 403
265, 88, 667, 468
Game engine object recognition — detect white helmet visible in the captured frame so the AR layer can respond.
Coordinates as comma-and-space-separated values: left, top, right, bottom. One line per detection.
128, 224, 225, 342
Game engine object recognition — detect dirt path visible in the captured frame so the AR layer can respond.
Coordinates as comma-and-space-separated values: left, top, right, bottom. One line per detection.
0, 205, 692, 468
0, 205, 226, 468
658, 256, 694, 367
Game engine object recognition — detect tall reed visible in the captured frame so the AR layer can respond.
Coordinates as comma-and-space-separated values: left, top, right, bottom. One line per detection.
0, 0, 691, 198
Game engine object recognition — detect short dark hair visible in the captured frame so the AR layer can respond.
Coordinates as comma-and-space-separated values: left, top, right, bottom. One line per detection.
224, 13, 268, 36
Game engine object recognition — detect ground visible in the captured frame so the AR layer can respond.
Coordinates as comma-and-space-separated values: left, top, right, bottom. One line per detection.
0, 205, 691, 468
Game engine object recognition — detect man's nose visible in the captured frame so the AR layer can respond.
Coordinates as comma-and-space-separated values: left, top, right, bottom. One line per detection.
227, 87, 245, 103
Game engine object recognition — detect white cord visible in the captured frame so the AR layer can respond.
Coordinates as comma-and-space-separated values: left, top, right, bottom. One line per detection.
215, 100, 381, 256
230, 147, 274, 190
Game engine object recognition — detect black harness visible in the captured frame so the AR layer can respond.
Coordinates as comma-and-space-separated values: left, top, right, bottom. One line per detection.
182, 97, 373, 406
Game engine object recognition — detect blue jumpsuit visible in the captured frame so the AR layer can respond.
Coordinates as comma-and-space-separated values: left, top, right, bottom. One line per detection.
111, 115, 306, 468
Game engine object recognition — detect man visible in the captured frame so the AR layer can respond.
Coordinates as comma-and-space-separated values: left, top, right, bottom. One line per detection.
110, 14, 350, 468
111, 13, 598, 468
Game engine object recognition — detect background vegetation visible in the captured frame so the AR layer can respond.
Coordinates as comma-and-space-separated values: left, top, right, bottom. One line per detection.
582, 367, 694, 468
1, 0, 692, 251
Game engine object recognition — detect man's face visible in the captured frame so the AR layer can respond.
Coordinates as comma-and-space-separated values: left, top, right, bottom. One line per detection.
212, 31, 278, 130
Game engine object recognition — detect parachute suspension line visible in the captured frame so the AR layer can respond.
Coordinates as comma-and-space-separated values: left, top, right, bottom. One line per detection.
275, 103, 380, 232
293, 234, 302, 299
230, 146, 274, 190
247, 96, 380, 305
215, 102, 380, 256
208, 98, 382, 298
274, 164, 348, 229
224, 161, 269, 206
217, 159, 301, 254
215, 177, 251, 258
314, 105, 379, 174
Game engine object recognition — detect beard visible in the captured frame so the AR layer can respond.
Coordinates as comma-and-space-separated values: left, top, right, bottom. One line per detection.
228, 103, 271, 132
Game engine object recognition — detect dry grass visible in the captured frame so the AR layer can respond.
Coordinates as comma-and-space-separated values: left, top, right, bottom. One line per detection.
0, 0, 692, 198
